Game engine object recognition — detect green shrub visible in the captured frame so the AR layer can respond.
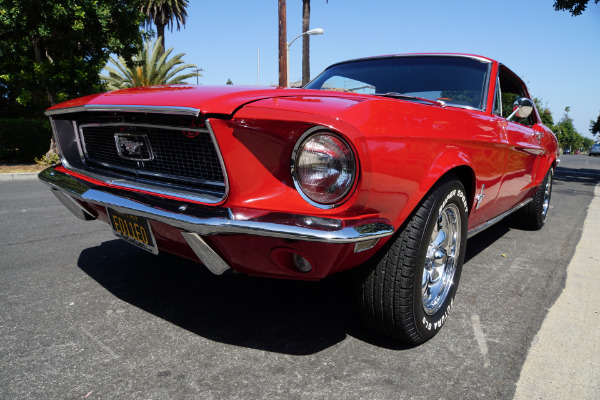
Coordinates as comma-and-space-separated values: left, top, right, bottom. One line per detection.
0, 118, 52, 164
35, 152, 60, 165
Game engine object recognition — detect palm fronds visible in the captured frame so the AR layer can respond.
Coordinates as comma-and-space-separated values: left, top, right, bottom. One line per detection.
100, 38, 199, 91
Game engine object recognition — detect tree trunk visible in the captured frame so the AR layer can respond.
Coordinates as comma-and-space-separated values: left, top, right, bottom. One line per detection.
156, 22, 166, 55
32, 37, 58, 155
302, 0, 310, 86
278, 0, 287, 87
32, 37, 57, 105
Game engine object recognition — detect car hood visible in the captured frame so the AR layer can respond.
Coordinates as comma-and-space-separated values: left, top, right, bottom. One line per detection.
45, 85, 370, 116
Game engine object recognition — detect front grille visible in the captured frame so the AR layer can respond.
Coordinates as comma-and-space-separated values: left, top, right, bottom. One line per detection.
79, 123, 226, 195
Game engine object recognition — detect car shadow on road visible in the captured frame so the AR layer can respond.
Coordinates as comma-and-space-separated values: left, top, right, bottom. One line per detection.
77, 240, 412, 355
464, 218, 512, 264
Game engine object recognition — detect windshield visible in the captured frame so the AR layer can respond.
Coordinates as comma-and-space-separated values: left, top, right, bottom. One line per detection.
306, 56, 491, 110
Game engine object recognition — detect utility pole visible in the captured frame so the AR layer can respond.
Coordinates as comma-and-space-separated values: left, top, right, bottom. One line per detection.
193, 68, 204, 85
302, 0, 310, 86
278, 0, 287, 87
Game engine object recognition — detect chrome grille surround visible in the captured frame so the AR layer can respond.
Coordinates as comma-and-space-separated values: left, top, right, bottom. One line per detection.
74, 119, 228, 203
46, 106, 230, 204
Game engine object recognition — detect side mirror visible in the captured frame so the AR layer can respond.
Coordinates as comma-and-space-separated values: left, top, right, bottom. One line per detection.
507, 98, 534, 121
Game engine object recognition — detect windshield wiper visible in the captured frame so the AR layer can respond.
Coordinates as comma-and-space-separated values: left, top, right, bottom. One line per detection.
375, 92, 446, 107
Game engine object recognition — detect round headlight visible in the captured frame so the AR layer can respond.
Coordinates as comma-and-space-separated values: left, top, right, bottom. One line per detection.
293, 132, 356, 205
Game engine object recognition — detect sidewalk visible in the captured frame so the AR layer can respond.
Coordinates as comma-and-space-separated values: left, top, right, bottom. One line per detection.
514, 185, 600, 399
0, 172, 40, 181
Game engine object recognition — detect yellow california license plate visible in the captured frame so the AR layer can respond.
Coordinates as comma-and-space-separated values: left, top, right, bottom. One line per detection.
107, 208, 158, 254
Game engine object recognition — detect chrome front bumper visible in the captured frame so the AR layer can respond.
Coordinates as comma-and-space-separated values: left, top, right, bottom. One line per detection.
39, 167, 395, 272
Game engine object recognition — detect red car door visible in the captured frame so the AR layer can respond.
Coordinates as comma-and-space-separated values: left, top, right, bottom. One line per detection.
491, 65, 544, 215
494, 118, 544, 213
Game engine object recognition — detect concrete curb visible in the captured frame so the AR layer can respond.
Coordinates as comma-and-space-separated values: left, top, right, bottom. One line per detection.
0, 173, 40, 182
514, 184, 600, 399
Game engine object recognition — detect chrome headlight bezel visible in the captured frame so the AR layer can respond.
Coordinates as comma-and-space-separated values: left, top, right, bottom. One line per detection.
291, 127, 357, 209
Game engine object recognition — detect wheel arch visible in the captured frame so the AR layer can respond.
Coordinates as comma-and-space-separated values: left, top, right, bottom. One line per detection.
441, 165, 477, 215
418, 148, 477, 216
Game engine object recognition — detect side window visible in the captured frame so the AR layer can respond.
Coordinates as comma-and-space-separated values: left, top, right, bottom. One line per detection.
497, 66, 535, 126
493, 77, 502, 116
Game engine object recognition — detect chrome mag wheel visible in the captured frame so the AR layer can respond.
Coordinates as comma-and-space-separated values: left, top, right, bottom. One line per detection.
542, 171, 552, 221
357, 179, 467, 344
422, 203, 461, 315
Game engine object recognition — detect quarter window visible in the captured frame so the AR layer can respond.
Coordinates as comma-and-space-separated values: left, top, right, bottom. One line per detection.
495, 65, 536, 126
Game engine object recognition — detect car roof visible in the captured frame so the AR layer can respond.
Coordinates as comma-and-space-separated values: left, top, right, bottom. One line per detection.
324, 53, 494, 70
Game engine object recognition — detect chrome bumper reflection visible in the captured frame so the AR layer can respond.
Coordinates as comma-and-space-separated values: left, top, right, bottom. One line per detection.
39, 166, 395, 244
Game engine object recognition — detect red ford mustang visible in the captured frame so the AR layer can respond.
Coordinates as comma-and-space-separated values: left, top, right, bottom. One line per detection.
40, 54, 557, 344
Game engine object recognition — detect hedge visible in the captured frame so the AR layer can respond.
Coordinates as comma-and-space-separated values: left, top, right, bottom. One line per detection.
0, 118, 52, 164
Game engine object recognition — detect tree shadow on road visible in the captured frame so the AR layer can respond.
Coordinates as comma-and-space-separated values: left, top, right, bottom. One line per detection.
554, 166, 600, 186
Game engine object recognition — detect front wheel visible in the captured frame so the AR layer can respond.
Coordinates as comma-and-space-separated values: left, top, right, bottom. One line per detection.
357, 179, 468, 344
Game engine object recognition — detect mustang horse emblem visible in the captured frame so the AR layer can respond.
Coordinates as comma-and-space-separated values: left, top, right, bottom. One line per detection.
119, 137, 144, 155
114, 133, 153, 161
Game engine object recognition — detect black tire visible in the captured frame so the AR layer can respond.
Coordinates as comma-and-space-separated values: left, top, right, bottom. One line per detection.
357, 179, 468, 344
517, 168, 553, 230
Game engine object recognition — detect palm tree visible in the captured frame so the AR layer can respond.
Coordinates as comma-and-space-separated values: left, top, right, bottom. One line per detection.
100, 38, 199, 91
141, 0, 189, 55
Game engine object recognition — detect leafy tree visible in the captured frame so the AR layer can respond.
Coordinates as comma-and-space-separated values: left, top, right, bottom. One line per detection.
534, 98, 555, 128
553, 0, 599, 15
582, 136, 595, 151
141, 0, 189, 55
590, 113, 600, 136
555, 106, 584, 151
0, 0, 146, 155
100, 38, 198, 91
0, 0, 146, 115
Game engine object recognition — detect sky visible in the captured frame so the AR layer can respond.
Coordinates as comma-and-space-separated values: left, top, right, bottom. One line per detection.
162, 0, 600, 138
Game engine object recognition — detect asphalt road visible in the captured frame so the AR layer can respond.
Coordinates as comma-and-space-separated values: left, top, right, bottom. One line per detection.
1, 155, 599, 400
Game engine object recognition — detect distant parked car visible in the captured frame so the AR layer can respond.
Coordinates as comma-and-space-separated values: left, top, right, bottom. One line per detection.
39, 54, 558, 344
563, 148, 571, 155
589, 144, 600, 156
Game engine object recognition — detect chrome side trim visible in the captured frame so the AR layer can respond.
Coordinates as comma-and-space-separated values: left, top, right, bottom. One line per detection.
39, 167, 395, 244
45, 104, 200, 117
181, 232, 231, 275
467, 198, 533, 238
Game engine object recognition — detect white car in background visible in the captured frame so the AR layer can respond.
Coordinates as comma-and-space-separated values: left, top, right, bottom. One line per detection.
589, 143, 600, 156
